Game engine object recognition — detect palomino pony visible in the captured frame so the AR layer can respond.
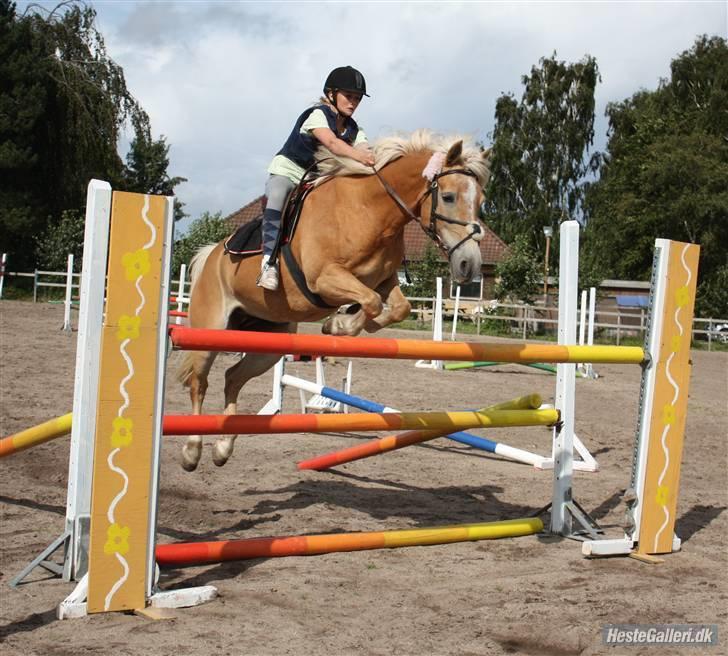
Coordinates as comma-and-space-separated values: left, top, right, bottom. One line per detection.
178, 130, 491, 471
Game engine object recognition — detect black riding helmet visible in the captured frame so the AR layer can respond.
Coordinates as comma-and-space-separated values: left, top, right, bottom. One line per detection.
323, 66, 369, 97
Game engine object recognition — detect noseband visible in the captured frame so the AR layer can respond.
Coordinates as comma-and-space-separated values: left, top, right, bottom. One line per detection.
374, 167, 483, 260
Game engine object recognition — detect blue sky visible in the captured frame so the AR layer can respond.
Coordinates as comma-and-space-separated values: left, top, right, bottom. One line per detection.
22, 1, 727, 232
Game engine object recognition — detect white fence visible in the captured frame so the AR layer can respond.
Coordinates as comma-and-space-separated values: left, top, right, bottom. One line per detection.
0, 253, 725, 349
405, 295, 728, 350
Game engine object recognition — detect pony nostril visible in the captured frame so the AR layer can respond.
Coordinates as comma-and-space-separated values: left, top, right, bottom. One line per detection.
460, 260, 471, 279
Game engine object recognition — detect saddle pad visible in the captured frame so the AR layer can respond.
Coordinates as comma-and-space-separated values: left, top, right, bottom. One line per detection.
224, 218, 263, 256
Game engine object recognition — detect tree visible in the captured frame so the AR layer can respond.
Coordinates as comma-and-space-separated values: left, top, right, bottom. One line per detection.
493, 234, 541, 304
172, 212, 229, 276
583, 36, 728, 317
483, 53, 600, 269
0, 0, 185, 270
122, 130, 187, 221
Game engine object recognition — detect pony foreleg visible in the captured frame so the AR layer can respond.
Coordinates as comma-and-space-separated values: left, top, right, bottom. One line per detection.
213, 322, 296, 467
314, 266, 384, 336
363, 280, 412, 333
181, 350, 218, 472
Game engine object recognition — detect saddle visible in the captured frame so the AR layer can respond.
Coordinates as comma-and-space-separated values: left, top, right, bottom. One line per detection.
224, 181, 316, 257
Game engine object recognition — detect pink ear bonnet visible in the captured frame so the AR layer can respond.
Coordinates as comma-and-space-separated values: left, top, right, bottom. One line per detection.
421, 152, 445, 181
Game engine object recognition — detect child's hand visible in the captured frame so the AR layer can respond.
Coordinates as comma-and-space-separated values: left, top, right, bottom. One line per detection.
355, 149, 375, 167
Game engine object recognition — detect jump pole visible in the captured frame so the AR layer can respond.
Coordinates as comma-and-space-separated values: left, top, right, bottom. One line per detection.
281, 373, 550, 466
169, 328, 644, 365
161, 408, 560, 436
0, 413, 73, 458
444, 360, 586, 377
297, 394, 544, 471
156, 517, 544, 566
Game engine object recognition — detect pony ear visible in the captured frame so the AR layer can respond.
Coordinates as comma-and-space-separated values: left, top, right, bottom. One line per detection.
481, 147, 492, 162
445, 140, 463, 166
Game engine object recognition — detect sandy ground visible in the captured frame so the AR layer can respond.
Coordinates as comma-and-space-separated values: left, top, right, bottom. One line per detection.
1, 300, 726, 656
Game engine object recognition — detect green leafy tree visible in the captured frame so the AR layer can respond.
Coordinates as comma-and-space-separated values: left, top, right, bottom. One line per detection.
33, 208, 84, 271
172, 212, 229, 276
122, 130, 187, 221
1, 0, 185, 271
583, 36, 728, 317
493, 234, 541, 304
483, 53, 600, 266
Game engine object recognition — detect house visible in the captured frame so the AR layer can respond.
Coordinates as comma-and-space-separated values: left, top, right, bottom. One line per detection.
224, 195, 509, 300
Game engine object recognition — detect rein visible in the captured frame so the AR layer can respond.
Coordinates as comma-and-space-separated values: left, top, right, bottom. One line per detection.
372, 166, 482, 260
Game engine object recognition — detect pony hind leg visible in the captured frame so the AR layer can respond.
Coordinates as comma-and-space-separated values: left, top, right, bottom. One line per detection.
212, 320, 296, 467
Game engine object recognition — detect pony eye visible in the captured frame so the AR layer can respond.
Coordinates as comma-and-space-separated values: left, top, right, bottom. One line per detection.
441, 192, 456, 203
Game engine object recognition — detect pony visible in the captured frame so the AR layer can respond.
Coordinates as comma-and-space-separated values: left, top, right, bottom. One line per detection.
177, 130, 491, 471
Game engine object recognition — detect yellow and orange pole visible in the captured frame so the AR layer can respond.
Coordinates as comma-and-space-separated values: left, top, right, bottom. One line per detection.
169, 328, 645, 365
156, 517, 544, 566
162, 407, 559, 436
0, 413, 73, 458
298, 394, 544, 470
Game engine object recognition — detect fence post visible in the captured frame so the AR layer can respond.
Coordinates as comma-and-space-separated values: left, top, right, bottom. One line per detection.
62, 253, 74, 332
708, 319, 713, 352
175, 263, 187, 326
450, 285, 461, 340
616, 313, 621, 346
33, 269, 38, 303
0, 253, 6, 299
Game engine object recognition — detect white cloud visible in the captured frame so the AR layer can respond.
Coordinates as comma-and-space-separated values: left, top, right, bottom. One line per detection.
26, 1, 727, 230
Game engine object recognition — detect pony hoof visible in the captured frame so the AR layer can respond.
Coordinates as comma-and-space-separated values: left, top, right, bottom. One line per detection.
181, 457, 199, 472
212, 442, 233, 467
181, 444, 201, 472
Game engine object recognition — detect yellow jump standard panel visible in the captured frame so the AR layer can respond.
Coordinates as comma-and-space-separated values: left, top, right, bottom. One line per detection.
637, 241, 700, 555
86, 192, 168, 613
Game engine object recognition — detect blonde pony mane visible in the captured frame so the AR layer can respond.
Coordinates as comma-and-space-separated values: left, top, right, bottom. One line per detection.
313, 129, 491, 186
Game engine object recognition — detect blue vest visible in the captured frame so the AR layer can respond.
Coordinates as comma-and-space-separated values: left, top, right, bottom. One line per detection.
277, 104, 359, 170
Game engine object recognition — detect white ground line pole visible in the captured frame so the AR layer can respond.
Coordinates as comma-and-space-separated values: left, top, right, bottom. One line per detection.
61, 254, 74, 332
175, 263, 187, 325
450, 285, 461, 340
0, 252, 6, 298
550, 221, 579, 535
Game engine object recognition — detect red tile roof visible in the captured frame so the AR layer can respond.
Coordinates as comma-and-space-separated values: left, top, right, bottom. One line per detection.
224, 195, 508, 265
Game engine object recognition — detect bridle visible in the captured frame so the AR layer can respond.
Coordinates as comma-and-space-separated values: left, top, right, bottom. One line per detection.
373, 167, 483, 260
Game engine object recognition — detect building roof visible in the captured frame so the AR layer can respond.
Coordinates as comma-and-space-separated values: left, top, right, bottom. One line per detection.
224, 195, 509, 265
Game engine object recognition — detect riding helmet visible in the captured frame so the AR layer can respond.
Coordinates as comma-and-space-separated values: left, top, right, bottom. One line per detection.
324, 66, 369, 97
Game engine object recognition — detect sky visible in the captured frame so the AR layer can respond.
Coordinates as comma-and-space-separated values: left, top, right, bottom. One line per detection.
24, 1, 728, 232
